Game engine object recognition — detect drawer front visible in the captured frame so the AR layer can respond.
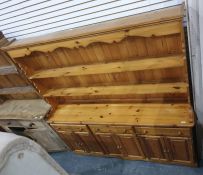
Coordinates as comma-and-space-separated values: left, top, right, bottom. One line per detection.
89, 125, 133, 134
0, 120, 23, 127
0, 120, 44, 129
51, 124, 88, 133
134, 127, 192, 137
51, 124, 192, 137
19, 121, 45, 129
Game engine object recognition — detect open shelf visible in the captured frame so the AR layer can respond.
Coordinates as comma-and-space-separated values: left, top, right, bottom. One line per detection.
43, 82, 188, 97
29, 55, 184, 79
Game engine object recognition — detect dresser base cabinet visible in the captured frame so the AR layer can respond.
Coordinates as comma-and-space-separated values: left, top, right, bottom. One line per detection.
52, 124, 103, 155
51, 124, 196, 166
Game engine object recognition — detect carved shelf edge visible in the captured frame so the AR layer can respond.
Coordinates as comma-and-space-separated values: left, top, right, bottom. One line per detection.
5, 20, 181, 58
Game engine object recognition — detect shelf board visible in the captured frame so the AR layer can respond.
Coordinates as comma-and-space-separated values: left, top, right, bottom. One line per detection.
30, 55, 184, 79
44, 82, 188, 97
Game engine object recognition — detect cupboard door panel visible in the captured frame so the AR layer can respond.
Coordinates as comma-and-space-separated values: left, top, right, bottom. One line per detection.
166, 137, 194, 164
58, 131, 83, 152
96, 133, 121, 156
139, 135, 167, 161
117, 134, 145, 159
76, 132, 103, 154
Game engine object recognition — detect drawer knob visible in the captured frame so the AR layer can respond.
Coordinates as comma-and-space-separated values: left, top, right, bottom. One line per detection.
117, 145, 122, 149
29, 123, 35, 127
163, 149, 170, 153
143, 130, 148, 134
178, 131, 182, 136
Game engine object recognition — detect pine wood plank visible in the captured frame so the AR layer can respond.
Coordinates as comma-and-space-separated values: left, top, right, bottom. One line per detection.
44, 83, 188, 97
0, 66, 17, 75
30, 55, 184, 79
48, 103, 194, 127
0, 86, 35, 95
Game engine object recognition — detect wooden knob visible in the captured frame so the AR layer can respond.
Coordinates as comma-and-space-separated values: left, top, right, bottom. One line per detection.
29, 123, 35, 127
143, 130, 148, 134
117, 145, 121, 149
178, 131, 182, 136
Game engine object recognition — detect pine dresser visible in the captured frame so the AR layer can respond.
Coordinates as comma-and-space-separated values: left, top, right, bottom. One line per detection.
2, 5, 197, 166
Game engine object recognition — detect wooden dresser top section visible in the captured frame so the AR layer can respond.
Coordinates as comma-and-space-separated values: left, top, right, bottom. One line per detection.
2, 5, 194, 127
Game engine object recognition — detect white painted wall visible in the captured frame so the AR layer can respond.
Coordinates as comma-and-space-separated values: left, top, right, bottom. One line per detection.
186, 0, 203, 159
0, 0, 183, 39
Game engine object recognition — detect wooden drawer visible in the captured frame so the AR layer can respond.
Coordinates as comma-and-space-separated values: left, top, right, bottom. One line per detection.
89, 125, 133, 134
134, 127, 192, 137
51, 124, 88, 133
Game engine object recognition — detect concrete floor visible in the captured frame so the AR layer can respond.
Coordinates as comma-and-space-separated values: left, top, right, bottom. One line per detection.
51, 151, 203, 175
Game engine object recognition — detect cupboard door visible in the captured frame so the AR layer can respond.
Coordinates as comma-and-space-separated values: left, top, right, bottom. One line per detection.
76, 132, 103, 154
117, 134, 145, 159
139, 135, 168, 161
95, 133, 121, 156
166, 137, 195, 164
58, 131, 85, 153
